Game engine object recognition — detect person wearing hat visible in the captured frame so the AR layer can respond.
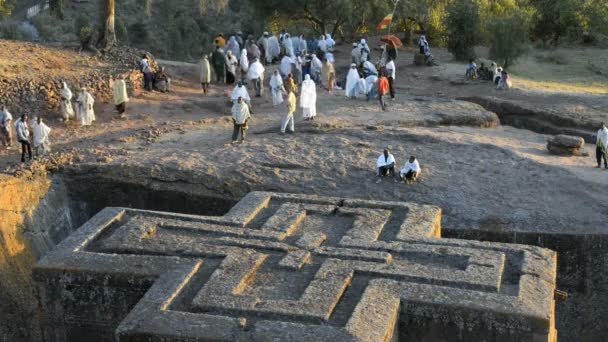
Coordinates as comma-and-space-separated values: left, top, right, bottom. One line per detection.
376, 148, 396, 183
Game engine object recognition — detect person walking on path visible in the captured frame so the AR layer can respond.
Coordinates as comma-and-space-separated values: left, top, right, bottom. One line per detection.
281, 89, 297, 134
231, 96, 251, 144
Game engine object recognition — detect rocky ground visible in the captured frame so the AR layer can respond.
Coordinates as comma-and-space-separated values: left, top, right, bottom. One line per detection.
1, 42, 608, 340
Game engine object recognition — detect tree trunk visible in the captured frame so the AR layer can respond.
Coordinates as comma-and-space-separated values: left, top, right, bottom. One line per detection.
145, 0, 152, 17
99, 0, 116, 51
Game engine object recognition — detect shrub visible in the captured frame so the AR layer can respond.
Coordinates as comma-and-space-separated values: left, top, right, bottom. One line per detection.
446, 0, 480, 60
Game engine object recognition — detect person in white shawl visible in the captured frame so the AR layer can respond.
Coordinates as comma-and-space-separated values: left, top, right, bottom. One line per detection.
345, 64, 360, 98
267, 35, 280, 63
58, 81, 75, 121
359, 38, 370, 63
270, 70, 285, 106
112, 75, 129, 118
33, 116, 51, 156
247, 58, 265, 97
362, 60, 378, 77
283, 34, 294, 57
400, 156, 421, 184
376, 148, 396, 183
298, 35, 307, 55
0, 105, 13, 147
76, 87, 95, 126
231, 82, 252, 113
239, 49, 249, 82
365, 74, 378, 100
325, 34, 335, 50
199, 54, 211, 94
226, 36, 240, 57
311, 54, 323, 83
318, 35, 327, 53
280, 55, 293, 78
351, 43, 361, 66
300, 75, 317, 121
596, 122, 608, 169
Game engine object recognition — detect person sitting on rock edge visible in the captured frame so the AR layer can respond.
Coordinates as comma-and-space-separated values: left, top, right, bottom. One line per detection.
376, 148, 396, 183
400, 156, 422, 184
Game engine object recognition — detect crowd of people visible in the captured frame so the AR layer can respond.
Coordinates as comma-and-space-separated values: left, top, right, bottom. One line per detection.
1, 107, 51, 163
465, 59, 512, 90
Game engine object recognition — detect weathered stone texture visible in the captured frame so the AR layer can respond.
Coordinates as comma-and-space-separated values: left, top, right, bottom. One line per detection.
34, 192, 557, 341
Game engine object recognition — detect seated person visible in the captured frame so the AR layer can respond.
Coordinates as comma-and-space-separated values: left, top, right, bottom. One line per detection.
400, 156, 421, 184
362, 60, 378, 77
153, 66, 171, 92
376, 148, 396, 183
493, 66, 503, 85
497, 70, 512, 90
465, 59, 478, 79
478, 63, 490, 80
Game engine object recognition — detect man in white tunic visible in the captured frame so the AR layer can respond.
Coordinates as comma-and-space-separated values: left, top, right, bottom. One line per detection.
376, 148, 396, 183
385, 56, 396, 99
597, 122, 608, 169
113, 75, 129, 118
270, 70, 285, 106
400, 156, 422, 184
76, 87, 95, 126
300, 75, 317, 121
351, 43, 361, 66
59, 81, 75, 121
345, 64, 360, 98
247, 58, 265, 97
33, 116, 51, 156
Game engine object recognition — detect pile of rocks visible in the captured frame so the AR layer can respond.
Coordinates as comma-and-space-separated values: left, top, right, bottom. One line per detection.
547, 134, 587, 156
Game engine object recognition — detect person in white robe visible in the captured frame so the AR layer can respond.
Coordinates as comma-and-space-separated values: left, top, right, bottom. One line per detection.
0, 105, 13, 148
359, 38, 370, 63
363, 60, 378, 77
325, 34, 335, 50
231, 96, 251, 144
300, 75, 317, 121
270, 70, 285, 106
311, 54, 323, 83
112, 75, 129, 118
596, 122, 608, 169
240, 49, 249, 77
325, 51, 335, 64
298, 35, 307, 55
400, 156, 421, 184
226, 36, 240, 57
376, 148, 396, 182
365, 74, 378, 100
351, 43, 361, 66
231, 82, 252, 113
258, 32, 270, 64
345, 64, 360, 98
280, 55, 293, 78
76, 87, 95, 126
247, 58, 265, 97
283, 34, 294, 57
225, 51, 239, 85
199, 54, 211, 94
356, 77, 367, 96
267, 35, 280, 63
318, 35, 327, 53
59, 81, 75, 121
33, 116, 51, 156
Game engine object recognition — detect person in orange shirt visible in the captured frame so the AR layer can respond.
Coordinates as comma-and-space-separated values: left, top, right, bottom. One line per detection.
377, 71, 390, 111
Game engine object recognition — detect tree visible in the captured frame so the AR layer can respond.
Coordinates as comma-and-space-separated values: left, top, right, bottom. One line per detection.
488, 9, 533, 68
49, 0, 64, 20
530, 0, 582, 45
446, 0, 481, 60
0, 0, 13, 18
99, 0, 116, 51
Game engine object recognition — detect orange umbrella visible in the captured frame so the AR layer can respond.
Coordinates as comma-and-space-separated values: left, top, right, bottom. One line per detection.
381, 35, 404, 48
